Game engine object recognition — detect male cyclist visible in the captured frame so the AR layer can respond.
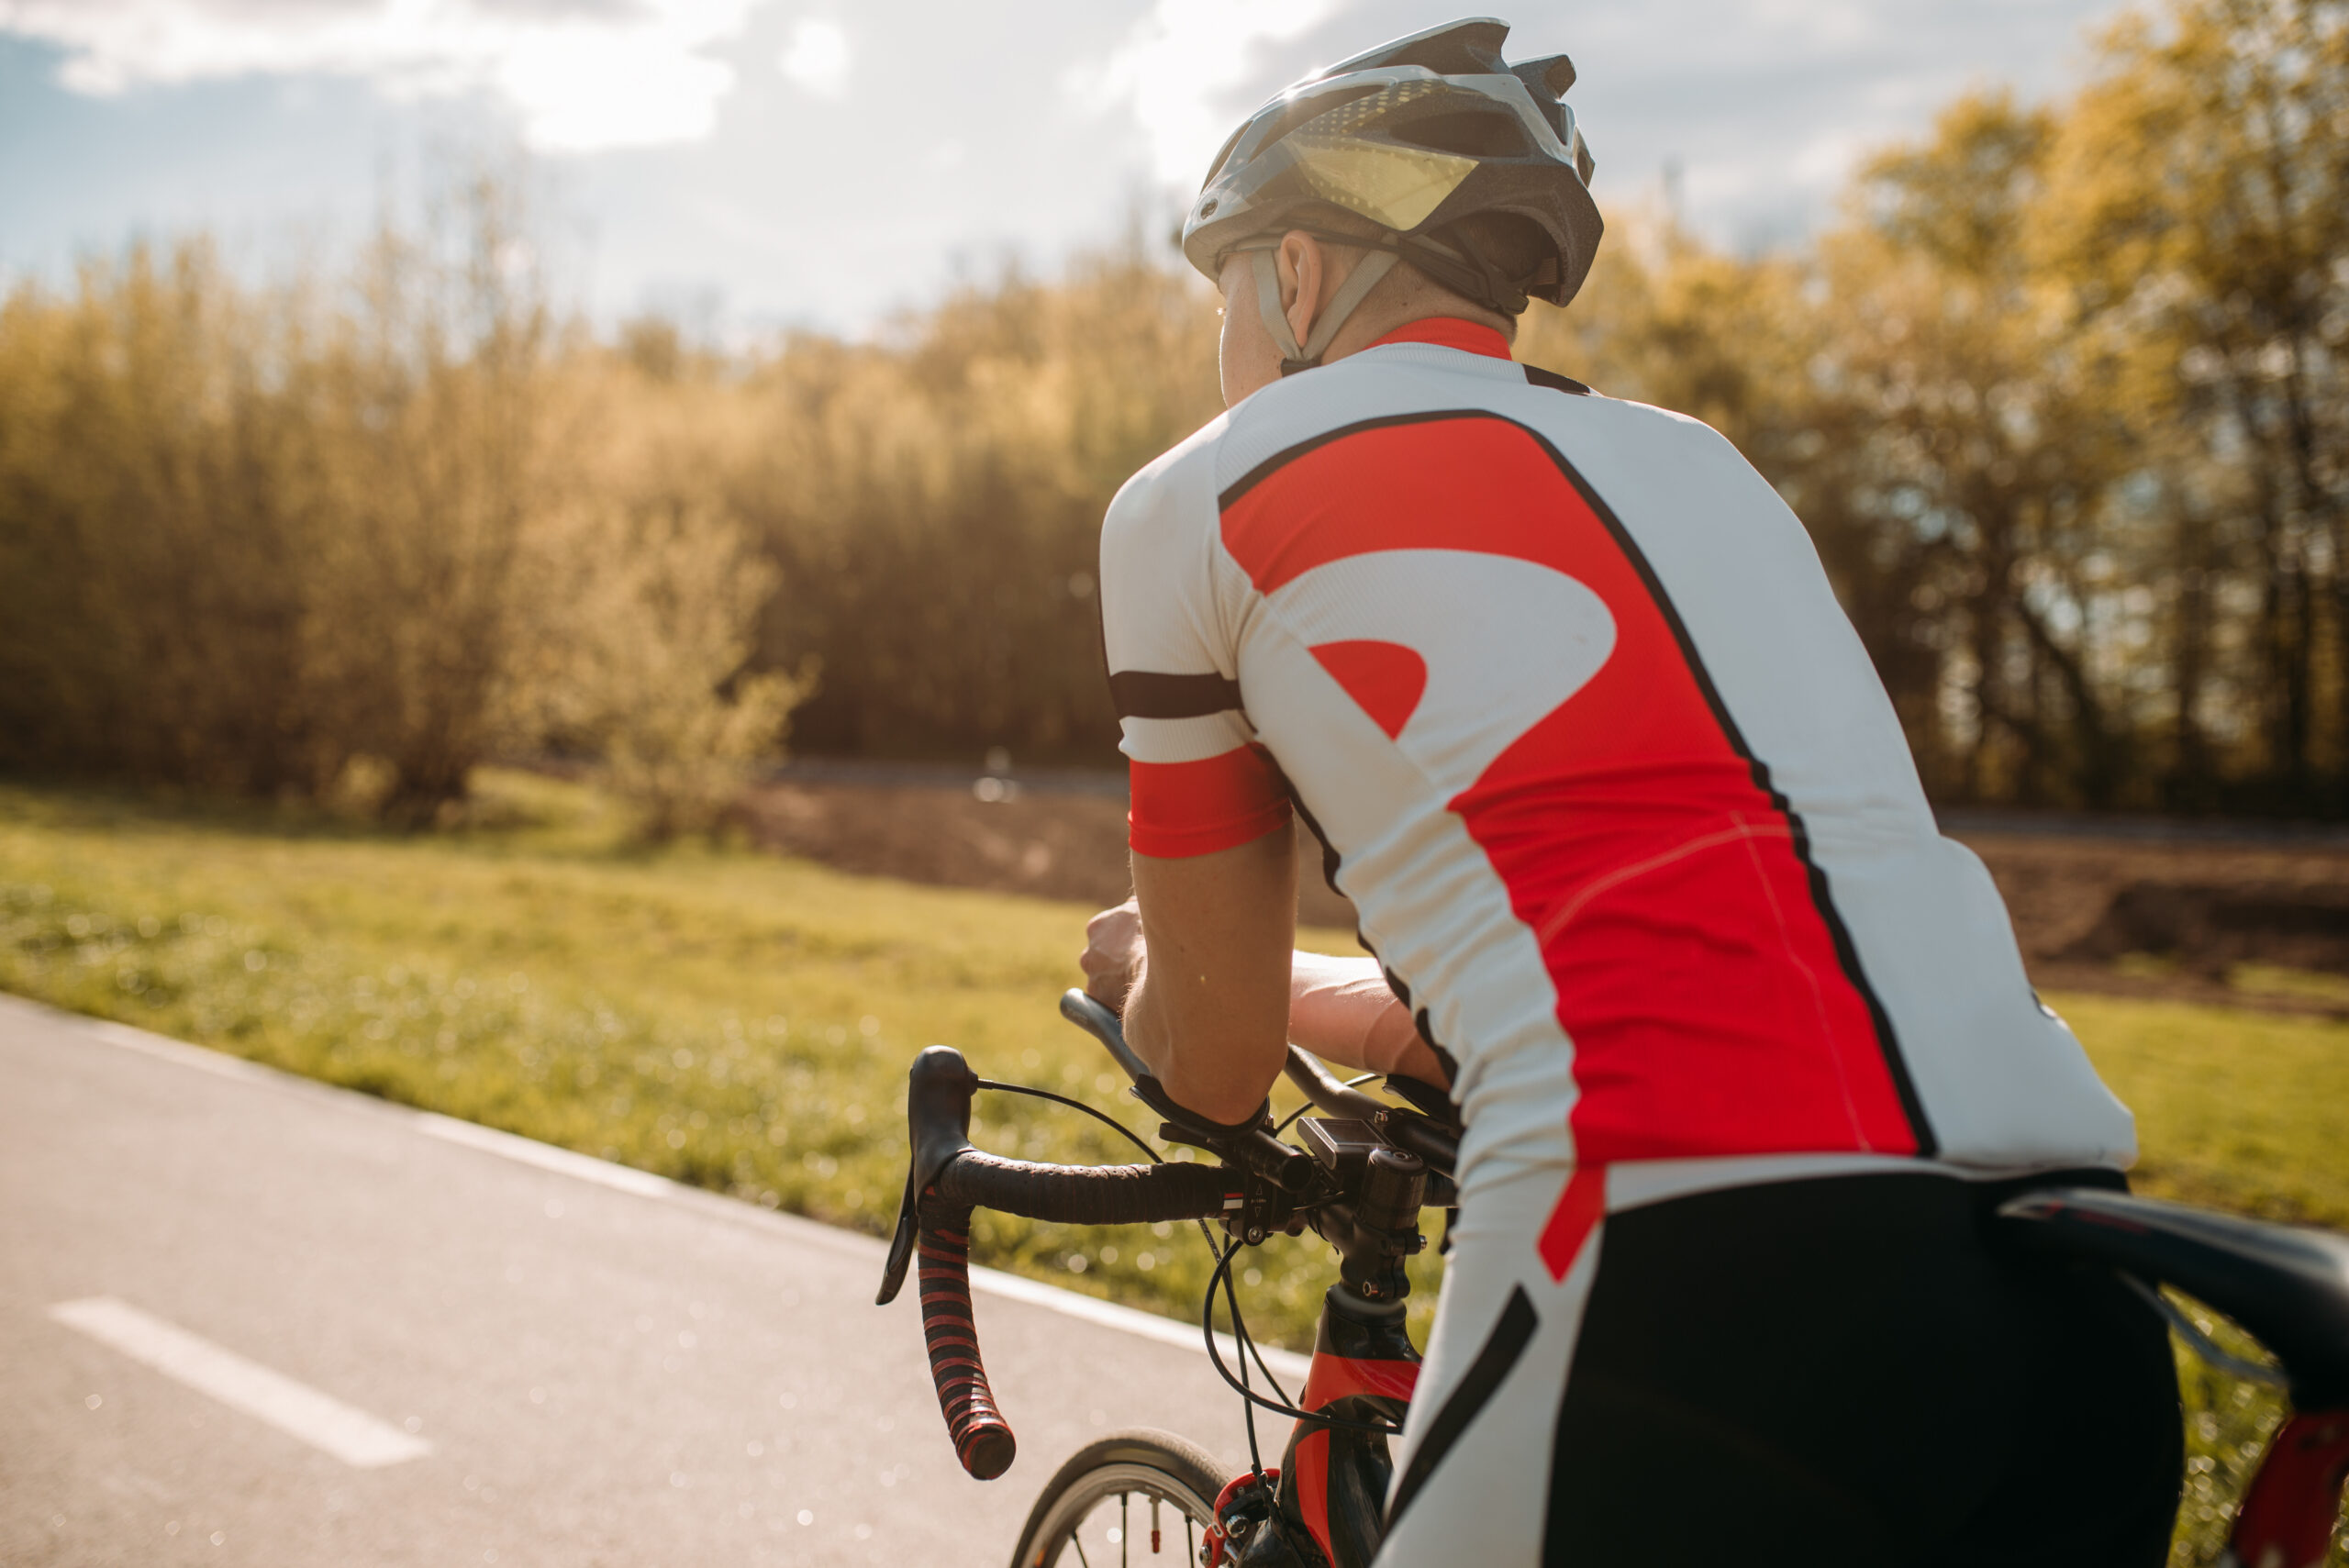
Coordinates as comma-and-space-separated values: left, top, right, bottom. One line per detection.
1077, 18, 2182, 1567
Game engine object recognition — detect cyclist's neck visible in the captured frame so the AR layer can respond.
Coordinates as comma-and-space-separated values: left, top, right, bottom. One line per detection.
1360, 317, 1514, 361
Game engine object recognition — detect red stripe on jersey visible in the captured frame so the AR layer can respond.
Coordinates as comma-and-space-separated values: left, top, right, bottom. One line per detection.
1364, 317, 1515, 360
1221, 417, 1920, 1162
1224, 417, 1579, 592
1128, 745, 1292, 859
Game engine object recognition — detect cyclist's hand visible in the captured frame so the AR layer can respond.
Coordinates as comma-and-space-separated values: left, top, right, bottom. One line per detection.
1080, 898, 1144, 1013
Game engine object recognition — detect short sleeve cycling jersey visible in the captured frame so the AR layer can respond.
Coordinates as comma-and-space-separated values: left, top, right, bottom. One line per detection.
1098, 317, 2135, 1187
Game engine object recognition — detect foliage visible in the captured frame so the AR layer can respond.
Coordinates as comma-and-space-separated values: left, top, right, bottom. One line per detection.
2042, 0, 2349, 812
0, 177, 799, 832
730, 250, 1222, 762
5, 0, 2343, 814
1, 776, 2343, 1561
1520, 0, 2349, 815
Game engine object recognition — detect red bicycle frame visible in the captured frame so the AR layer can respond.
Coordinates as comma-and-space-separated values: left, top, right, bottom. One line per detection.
1203, 1285, 1421, 1568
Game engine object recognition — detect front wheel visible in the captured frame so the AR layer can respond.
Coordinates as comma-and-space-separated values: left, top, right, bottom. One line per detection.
1009, 1428, 1231, 1568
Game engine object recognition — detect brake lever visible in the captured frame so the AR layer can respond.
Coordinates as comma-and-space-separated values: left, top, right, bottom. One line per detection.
877, 1045, 980, 1307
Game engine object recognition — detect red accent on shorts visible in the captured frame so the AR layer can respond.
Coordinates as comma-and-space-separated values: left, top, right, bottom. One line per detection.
1538, 1165, 1608, 1282
1366, 317, 1514, 360
1128, 746, 1292, 859
1308, 639, 1428, 740
1221, 417, 1919, 1162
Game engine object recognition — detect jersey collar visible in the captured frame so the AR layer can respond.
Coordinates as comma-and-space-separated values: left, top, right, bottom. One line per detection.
1363, 317, 1514, 361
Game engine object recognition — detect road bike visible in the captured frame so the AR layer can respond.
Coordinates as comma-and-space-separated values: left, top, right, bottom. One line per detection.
875, 991, 2349, 1567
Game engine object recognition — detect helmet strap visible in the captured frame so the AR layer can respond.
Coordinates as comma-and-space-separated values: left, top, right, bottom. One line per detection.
1249, 246, 1401, 375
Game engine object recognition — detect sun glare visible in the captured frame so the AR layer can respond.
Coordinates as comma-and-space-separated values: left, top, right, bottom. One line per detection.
779, 18, 851, 98
0, 0, 765, 153
1083, 0, 1341, 186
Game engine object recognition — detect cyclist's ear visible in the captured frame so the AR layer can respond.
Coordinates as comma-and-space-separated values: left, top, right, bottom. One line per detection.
1278, 230, 1324, 347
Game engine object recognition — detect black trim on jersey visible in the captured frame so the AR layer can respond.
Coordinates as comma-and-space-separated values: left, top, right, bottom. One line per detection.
1522, 364, 1594, 396
1108, 669, 1242, 720
1275, 768, 1349, 903
1275, 762, 1467, 1085
1219, 408, 1499, 512
1202, 406, 1940, 1157
1386, 1285, 1539, 1531
1515, 423, 1940, 1157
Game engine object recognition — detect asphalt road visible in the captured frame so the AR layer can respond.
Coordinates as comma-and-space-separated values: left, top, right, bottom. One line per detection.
0, 995, 1295, 1567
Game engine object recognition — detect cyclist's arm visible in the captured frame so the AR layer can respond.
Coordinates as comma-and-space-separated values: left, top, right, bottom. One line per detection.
1084, 897, 1452, 1099
1119, 823, 1298, 1126
1288, 951, 1452, 1088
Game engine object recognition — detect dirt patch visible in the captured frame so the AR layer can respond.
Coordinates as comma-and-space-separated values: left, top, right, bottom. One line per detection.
734, 779, 1360, 930
1964, 834, 2349, 1009
737, 779, 2349, 1012
2061, 883, 2349, 976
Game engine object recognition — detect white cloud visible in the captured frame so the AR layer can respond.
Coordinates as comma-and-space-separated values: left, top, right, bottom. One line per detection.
0, 0, 771, 151
1079, 0, 1343, 188
777, 17, 845, 97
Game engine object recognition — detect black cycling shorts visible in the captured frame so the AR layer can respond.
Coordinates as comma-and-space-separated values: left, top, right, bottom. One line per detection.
1378, 1162, 2183, 1567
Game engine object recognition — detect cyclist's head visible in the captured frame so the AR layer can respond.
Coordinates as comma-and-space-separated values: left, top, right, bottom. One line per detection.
1184, 17, 1602, 376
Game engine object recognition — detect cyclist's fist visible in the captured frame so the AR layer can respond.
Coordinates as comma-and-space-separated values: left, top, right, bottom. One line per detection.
1080, 898, 1144, 1013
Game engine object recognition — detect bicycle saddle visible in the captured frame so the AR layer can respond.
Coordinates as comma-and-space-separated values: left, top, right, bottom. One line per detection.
1996, 1186, 2349, 1408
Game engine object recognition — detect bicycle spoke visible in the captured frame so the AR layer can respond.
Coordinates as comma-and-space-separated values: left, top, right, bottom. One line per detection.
1121, 1491, 1130, 1568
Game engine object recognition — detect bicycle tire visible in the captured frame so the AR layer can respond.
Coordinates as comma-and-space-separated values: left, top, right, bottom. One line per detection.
1008, 1428, 1231, 1568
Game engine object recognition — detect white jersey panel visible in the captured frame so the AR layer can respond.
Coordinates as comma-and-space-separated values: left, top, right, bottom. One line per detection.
1520, 395, 2137, 1170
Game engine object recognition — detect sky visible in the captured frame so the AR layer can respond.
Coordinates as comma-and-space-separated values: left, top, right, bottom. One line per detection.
0, 0, 2139, 337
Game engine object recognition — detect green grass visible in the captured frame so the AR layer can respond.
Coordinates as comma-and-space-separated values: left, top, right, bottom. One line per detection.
2052, 992, 2349, 1230
0, 773, 1424, 1351
3, 775, 2343, 1564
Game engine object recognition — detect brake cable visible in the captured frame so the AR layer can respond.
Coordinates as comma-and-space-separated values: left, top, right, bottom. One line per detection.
974, 1080, 1163, 1162
974, 1075, 1400, 1442
1204, 1238, 1406, 1438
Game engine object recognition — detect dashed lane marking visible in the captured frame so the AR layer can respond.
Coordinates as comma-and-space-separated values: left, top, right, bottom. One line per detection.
48, 1297, 432, 1469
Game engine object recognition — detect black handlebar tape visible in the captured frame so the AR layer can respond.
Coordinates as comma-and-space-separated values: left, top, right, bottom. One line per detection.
914, 1154, 1234, 1482
914, 1197, 1016, 1480
935, 1151, 1237, 1225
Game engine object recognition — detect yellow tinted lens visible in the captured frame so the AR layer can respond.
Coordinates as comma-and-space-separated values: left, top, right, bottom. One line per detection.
1284, 139, 1475, 230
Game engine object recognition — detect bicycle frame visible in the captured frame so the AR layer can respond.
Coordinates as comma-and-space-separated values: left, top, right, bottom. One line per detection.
1205, 1284, 1419, 1568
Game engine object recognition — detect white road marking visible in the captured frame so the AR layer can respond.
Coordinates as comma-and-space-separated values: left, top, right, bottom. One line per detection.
971, 1264, 1311, 1382
80, 1018, 270, 1084
48, 1297, 431, 1469
415, 1112, 674, 1199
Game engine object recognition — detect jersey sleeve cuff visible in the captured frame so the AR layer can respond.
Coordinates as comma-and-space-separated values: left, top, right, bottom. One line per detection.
1128, 746, 1294, 859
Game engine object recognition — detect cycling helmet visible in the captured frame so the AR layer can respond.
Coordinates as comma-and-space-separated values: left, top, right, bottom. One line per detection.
1182, 17, 1602, 371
